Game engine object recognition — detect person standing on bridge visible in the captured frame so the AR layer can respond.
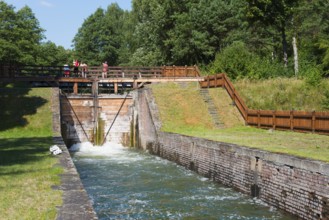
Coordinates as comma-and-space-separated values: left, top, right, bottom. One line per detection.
102, 61, 108, 78
63, 64, 70, 77
80, 62, 88, 78
73, 59, 80, 77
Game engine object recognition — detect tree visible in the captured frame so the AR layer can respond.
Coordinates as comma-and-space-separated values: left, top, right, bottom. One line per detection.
0, 2, 21, 62
37, 42, 69, 66
246, 0, 299, 67
73, 4, 129, 66
130, 0, 248, 66
15, 6, 45, 64
0, 2, 44, 64
73, 8, 107, 65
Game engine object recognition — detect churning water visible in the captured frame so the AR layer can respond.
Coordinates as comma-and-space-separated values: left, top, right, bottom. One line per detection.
71, 142, 295, 220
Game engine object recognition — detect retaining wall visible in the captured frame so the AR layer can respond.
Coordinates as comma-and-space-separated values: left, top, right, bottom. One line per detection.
138, 87, 329, 220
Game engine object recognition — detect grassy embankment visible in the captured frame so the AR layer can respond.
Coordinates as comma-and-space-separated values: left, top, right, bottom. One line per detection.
0, 83, 62, 219
235, 77, 329, 111
151, 81, 329, 163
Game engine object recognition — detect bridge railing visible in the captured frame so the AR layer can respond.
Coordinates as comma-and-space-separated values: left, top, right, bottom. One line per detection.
162, 65, 200, 77
0, 64, 201, 79
87, 66, 163, 78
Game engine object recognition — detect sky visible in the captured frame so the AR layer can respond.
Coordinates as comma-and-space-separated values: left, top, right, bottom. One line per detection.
4, 0, 132, 49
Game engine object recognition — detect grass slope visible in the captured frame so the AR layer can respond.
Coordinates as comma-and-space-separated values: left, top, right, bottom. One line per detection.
0, 83, 62, 219
151, 82, 329, 162
234, 78, 329, 111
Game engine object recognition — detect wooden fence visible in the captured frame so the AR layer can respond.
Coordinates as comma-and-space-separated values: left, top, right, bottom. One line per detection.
200, 73, 329, 135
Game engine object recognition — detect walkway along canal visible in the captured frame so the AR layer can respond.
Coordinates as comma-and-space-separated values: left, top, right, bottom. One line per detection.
59, 85, 329, 219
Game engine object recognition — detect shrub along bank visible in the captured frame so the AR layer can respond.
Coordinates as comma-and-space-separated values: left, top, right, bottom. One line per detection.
0, 83, 62, 219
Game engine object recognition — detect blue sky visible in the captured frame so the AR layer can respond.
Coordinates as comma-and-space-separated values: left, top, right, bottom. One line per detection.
4, 0, 132, 49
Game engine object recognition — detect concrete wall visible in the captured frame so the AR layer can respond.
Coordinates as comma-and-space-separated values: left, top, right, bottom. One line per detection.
139, 86, 329, 220
133, 88, 160, 150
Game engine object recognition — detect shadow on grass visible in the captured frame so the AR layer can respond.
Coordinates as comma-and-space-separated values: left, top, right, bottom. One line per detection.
0, 85, 47, 132
0, 137, 53, 168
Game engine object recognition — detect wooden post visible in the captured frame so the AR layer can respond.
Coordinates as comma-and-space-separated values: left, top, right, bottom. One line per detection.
312, 111, 316, 133
207, 76, 210, 88
257, 110, 261, 128
173, 65, 176, 78
114, 82, 118, 94
233, 88, 236, 105
290, 110, 294, 130
185, 65, 188, 77
245, 109, 249, 125
92, 79, 98, 96
273, 110, 276, 130
73, 82, 78, 94
133, 81, 138, 89
215, 74, 217, 88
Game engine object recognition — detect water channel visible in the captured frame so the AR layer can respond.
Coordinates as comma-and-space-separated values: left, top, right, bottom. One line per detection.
71, 142, 295, 220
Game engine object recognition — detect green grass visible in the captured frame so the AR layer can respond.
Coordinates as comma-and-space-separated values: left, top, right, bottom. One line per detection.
151, 82, 329, 162
234, 77, 329, 111
0, 83, 62, 219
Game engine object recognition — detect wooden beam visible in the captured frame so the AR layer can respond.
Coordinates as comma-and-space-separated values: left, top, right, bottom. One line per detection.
114, 82, 118, 94
73, 82, 78, 94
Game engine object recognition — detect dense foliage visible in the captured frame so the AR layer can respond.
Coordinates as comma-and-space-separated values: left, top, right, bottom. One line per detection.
1, 0, 329, 79
74, 0, 329, 79
0, 1, 71, 66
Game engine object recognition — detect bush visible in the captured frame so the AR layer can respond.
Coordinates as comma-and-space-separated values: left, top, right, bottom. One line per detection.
303, 66, 323, 87
208, 41, 289, 79
209, 41, 252, 79
322, 89, 329, 110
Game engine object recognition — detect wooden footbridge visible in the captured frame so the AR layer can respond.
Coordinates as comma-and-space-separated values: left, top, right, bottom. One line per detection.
0, 65, 204, 94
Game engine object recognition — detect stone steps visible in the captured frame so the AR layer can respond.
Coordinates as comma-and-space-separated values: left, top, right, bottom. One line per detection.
199, 89, 224, 128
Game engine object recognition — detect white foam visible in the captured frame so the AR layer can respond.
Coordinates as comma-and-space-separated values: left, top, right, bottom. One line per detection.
69, 141, 126, 157
199, 177, 209, 182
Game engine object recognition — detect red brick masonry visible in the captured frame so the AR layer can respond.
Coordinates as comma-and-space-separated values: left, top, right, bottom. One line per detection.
138, 88, 329, 220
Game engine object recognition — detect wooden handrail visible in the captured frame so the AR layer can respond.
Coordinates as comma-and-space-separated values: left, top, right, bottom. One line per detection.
200, 73, 329, 135
0, 65, 202, 79
200, 73, 248, 120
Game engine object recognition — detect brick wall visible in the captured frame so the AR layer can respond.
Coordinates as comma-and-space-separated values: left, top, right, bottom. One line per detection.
139, 87, 329, 220
146, 132, 329, 220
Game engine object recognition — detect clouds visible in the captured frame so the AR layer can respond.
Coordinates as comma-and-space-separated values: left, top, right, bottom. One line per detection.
40, 1, 54, 8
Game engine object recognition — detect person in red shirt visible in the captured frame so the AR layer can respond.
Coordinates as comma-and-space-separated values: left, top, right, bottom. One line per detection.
73, 59, 80, 77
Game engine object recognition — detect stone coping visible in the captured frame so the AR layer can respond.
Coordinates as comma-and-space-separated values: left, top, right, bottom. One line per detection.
159, 131, 329, 176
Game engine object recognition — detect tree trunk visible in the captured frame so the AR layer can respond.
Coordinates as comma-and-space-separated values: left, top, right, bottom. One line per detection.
292, 36, 299, 78
281, 24, 288, 67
